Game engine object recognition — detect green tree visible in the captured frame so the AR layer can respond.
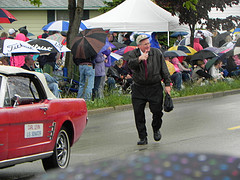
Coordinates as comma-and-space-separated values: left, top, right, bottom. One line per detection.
99, 0, 125, 13
155, 0, 240, 46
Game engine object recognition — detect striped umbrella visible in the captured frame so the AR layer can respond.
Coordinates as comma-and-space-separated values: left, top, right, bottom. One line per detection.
71, 28, 108, 59
42, 20, 88, 32
168, 45, 197, 55
0, 8, 17, 23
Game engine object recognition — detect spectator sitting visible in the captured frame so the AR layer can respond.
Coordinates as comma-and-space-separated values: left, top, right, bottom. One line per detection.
192, 60, 214, 84
225, 55, 240, 77
114, 59, 133, 91
0, 57, 10, 65
21, 55, 60, 98
123, 33, 132, 45
8, 28, 17, 39
165, 56, 182, 91
0, 32, 8, 40
38, 30, 49, 39
209, 59, 224, 81
171, 57, 191, 82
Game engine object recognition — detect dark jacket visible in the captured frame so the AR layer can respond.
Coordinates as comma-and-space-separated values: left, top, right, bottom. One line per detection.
21, 64, 35, 71
127, 47, 171, 86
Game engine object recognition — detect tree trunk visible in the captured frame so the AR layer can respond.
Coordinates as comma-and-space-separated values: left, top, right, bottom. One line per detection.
66, 0, 84, 79
189, 24, 195, 48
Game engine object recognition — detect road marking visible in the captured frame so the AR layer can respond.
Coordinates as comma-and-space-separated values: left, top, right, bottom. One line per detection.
228, 126, 240, 130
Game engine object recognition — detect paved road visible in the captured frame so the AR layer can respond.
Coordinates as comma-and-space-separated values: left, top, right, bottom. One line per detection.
1, 93, 240, 179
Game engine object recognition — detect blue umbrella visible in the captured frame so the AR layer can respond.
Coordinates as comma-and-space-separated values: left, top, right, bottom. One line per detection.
42, 20, 69, 32
170, 31, 188, 37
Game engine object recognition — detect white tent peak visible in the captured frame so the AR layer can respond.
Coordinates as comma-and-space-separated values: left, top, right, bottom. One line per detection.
83, 0, 189, 32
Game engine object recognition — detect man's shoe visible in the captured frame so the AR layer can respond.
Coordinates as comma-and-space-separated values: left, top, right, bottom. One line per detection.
137, 138, 148, 145
154, 130, 162, 141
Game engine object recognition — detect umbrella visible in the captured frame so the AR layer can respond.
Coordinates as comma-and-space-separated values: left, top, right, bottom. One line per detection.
203, 47, 219, 53
0, 8, 17, 23
47, 33, 65, 44
27, 39, 70, 54
114, 46, 137, 56
43, 21, 88, 32
190, 50, 218, 61
71, 28, 108, 59
34, 151, 240, 180
111, 42, 127, 51
0, 39, 39, 56
213, 32, 231, 47
110, 52, 122, 63
195, 30, 213, 37
170, 31, 188, 37
205, 56, 219, 71
114, 46, 137, 61
232, 24, 240, 34
164, 50, 187, 57
27, 32, 35, 37
234, 38, 240, 55
168, 45, 197, 55
42, 20, 69, 32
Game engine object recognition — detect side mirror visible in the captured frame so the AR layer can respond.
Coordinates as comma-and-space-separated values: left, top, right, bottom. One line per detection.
11, 94, 21, 107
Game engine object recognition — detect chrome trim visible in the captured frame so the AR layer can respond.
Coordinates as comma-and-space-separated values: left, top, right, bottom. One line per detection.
0, 151, 53, 168
47, 122, 56, 140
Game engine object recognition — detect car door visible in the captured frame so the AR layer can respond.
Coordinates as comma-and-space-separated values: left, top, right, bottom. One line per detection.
0, 75, 8, 162
5, 76, 55, 160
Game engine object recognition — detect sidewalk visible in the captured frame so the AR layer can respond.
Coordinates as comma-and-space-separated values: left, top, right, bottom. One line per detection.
88, 89, 240, 115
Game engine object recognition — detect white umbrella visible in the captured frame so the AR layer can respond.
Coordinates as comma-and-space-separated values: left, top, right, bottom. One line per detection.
0, 39, 39, 56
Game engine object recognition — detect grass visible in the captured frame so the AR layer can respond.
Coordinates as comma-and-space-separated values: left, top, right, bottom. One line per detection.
62, 77, 240, 110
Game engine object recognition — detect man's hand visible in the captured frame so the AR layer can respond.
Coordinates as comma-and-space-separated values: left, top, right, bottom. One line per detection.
165, 86, 171, 95
139, 51, 149, 62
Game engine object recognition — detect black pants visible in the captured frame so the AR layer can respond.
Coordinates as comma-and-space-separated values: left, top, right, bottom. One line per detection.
131, 83, 164, 139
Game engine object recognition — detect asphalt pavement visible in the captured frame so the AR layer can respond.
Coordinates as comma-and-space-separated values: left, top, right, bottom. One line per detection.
88, 88, 240, 115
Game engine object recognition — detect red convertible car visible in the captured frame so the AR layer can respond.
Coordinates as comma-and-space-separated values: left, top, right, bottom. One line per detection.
0, 66, 87, 170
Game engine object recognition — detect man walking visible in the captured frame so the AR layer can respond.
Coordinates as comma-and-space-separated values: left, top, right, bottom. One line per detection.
127, 35, 171, 145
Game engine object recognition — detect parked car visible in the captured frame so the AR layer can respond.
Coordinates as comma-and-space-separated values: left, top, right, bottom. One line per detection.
0, 66, 88, 170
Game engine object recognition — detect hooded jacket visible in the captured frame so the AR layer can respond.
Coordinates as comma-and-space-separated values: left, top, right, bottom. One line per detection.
127, 47, 171, 86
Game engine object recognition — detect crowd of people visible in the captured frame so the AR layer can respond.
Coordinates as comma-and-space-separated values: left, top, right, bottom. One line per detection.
1, 28, 240, 100
164, 30, 240, 90
0, 27, 64, 98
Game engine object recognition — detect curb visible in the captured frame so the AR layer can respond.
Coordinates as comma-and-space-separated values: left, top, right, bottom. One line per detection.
88, 89, 240, 115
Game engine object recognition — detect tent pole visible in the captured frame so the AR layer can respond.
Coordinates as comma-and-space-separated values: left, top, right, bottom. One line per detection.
167, 31, 170, 47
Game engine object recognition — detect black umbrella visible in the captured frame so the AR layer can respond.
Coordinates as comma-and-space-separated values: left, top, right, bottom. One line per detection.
28, 39, 70, 54
71, 28, 108, 59
34, 151, 240, 180
111, 41, 127, 51
190, 50, 218, 61
213, 32, 231, 47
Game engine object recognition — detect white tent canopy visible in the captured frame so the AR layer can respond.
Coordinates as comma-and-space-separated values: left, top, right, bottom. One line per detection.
83, 0, 189, 33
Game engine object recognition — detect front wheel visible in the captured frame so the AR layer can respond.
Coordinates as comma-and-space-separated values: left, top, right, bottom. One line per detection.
42, 127, 70, 171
